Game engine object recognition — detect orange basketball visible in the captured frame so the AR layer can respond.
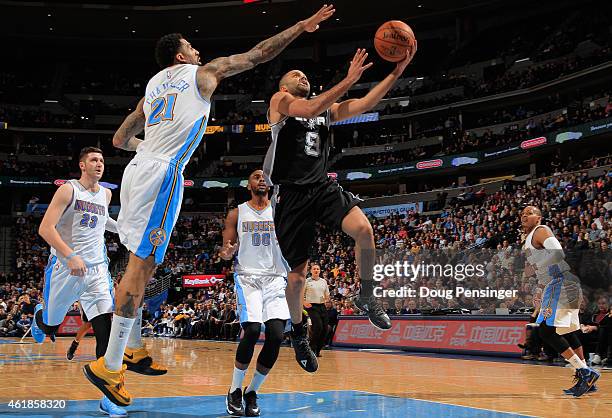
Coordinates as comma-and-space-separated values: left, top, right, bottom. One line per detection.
374, 20, 416, 62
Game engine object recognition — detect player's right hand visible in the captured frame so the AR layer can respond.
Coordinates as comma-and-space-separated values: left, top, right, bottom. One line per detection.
346, 49, 373, 84
219, 240, 238, 260
68, 255, 87, 277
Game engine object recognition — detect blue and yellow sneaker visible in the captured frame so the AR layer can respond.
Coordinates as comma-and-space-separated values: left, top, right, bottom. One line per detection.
572, 368, 601, 397
99, 395, 128, 417
563, 370, 598, 395
31, 304, 46, 344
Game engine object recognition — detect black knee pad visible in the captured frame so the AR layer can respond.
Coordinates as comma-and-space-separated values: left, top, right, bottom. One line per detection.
257, 319, 286, 370
35, 309, 59, 336
565, 330, 582, 350
538, 323, 570, 354
236, 322, 261, 365
264, 319, 285, 346
90, 313, 112, 359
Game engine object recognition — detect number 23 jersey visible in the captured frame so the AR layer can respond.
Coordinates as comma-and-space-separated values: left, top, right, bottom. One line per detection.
263, 108, 331, 186
51, 179, 109, 266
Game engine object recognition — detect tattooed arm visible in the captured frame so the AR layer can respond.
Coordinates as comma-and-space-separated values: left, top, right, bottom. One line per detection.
197, 4, 335, 100
113, 97, 145, 151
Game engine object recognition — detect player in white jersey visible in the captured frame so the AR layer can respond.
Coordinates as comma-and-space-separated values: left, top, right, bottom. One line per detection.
83, 6, 336, 406
521, 206, 601, 397
31, 147, 127, 417
220, 170, 290, 417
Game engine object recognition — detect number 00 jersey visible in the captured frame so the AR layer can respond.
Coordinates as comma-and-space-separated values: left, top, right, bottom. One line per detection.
234, 202, 288, 277
263, 109, 331, 185
138, 64, 210, 166
51, 180, 109, 266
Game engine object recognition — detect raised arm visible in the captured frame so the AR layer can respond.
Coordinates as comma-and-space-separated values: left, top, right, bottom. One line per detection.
271, 49, 373, 120
197, 4, 335, 99
219, 208, 239, 260
331, 42, 417, 123
113, 97, 145, 151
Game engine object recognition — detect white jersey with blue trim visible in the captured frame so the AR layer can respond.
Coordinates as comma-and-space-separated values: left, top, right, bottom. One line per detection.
234, 202, 288, 277
51, 180, 109, 266
523, 224, 570, 280
138, 64, 210, 166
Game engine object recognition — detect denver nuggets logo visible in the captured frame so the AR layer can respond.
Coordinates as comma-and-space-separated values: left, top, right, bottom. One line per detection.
149, 228, 167, 246
542, 307, 553, 319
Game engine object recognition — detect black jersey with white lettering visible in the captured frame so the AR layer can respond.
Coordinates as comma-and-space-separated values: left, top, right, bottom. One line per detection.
263, 109, 331, 185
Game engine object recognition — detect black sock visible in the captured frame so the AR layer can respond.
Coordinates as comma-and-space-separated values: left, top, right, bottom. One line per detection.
291, 321, 303, 335
35, 309, 59, 336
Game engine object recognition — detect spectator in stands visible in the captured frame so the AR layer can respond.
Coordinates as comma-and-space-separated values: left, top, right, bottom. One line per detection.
404, 300, 421, 314
16, 313, 31, 337
582, 297, 611, 365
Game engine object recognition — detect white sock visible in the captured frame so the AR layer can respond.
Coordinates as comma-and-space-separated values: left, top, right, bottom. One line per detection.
246, 370, 268, 394
568, 354, 588, 370
104, 315, 136, 371
126, 307, 143, 350
230, 367, 247, 393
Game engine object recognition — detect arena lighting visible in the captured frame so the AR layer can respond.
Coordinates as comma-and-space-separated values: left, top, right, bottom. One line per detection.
515, 57, 530, 63
416, 76, 424, 80
44, 99, 58, 103
252, 99, 264, 103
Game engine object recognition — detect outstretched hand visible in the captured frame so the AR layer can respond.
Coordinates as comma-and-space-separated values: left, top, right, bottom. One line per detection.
219, 240, 238, 260
346, 48, 373, 84
302, 4, 335, 33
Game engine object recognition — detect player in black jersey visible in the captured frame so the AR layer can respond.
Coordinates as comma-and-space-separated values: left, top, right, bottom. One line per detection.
263, 46, 416, 373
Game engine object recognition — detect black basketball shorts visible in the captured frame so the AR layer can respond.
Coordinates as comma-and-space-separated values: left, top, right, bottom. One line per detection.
273, 179, 362, 270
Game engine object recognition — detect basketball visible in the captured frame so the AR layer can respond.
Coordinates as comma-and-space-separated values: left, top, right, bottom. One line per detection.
374, 20, 416, 62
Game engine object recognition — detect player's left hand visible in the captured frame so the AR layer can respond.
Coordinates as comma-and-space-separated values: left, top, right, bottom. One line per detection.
302, 4, 335, 33
393, 39, 417, 75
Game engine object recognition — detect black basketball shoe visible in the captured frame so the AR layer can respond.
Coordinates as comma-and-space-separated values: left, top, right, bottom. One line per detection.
291, 325, 318, 373
354, 295, 392, 330
226, 388, 244, 416
243, 389, 260, 417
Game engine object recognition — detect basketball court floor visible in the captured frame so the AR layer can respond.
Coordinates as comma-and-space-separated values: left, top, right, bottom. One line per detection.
0, 337, 610, 417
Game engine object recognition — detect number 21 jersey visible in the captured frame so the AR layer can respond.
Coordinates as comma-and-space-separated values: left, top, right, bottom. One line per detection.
139, 64, 210, 165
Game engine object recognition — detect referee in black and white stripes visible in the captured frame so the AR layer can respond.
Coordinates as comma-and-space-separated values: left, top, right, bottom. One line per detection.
304, 263, 330, 357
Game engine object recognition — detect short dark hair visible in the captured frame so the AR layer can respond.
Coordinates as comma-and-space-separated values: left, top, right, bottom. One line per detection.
79, 146, 103, 162
155, 33, 184, 68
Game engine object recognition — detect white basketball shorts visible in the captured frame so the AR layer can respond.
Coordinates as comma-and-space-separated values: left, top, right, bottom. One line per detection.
234, 274, 290, 324
117, 155, 184, 264
42, 255, 114, 326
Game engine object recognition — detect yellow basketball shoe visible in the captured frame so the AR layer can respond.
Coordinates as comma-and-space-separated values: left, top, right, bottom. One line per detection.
83, 357, 132, 407
123, 346, 168, 376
